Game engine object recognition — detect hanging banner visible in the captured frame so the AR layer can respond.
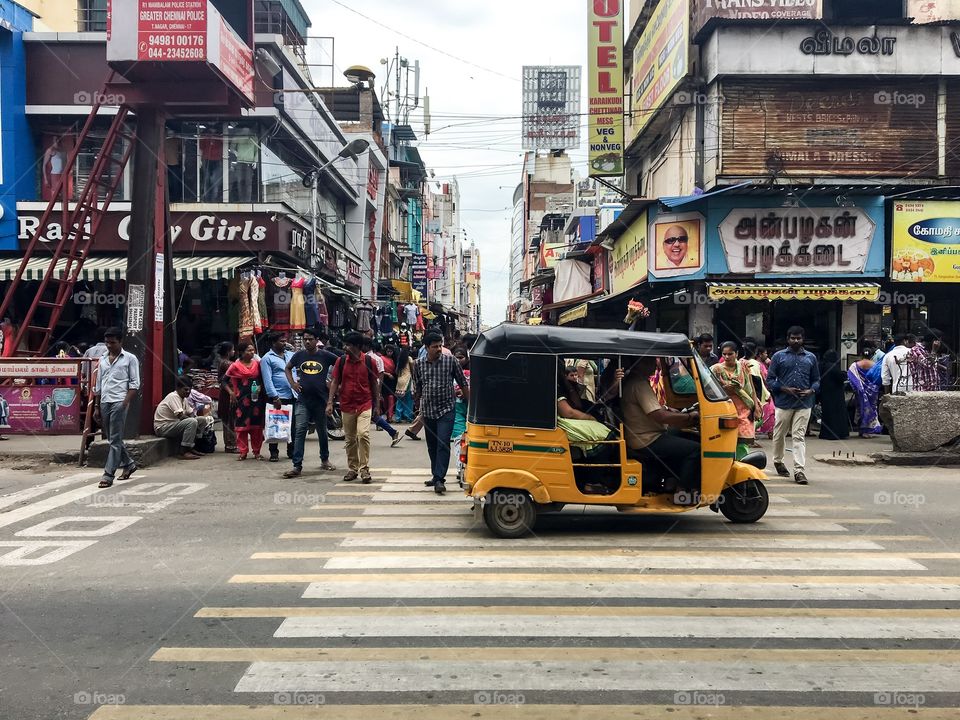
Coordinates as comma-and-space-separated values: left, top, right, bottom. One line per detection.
891, 200, 960, 282
630, 0, 690, 141
610, 210, 648, 295
411, 253, 428, 295
588, 0, 625, 177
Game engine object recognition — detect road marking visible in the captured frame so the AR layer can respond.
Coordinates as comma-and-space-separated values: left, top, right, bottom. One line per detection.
235, 659, 960, 692
0, 540, 97, 565
151, 646, 960, 663
86, 706, 960, 720
0, 476, 142, 529
281, 532, 925, 542
0, 473, 99, 511
251, 551, 926, 571
197, 606, 960, 619
228, 572, 960, 585
328, 535, 886, 550
13, 515, 141, 537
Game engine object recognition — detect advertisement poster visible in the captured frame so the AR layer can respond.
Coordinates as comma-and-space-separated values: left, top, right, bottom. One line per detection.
411, 253, 428, 295
587, 0, 625, 176
693, 0, 821, 36
0, 385, 79, 434
611, 211, 648, 295
217, 14, 255, 102
136, 0, 207, 62
891, 201, 960, 282
649, 212, 705, 279
718, 208, 876, 275
521, 66, 582, 151
630, 0, 689, 141
539, 242, 566, 270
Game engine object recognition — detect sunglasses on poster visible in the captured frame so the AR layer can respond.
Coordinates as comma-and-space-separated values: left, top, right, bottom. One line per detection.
664, 236, 689, 245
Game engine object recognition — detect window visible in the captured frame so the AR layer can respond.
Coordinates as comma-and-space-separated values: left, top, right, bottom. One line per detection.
823, 0, 903, 21
79, 0, 108, 31
667, 358, 698, 397
693, 353, 729, 403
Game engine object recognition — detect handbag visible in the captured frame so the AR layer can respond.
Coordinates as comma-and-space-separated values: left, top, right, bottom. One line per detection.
195, 427, 218, 454
265, 407, 292, 442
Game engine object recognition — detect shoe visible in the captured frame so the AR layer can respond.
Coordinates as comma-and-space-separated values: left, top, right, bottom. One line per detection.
98, 477, 114, 488
320, 461, 336, 471
405, 430, 421, 441
283, 467, 302, 479
179, 452, 200, 460
434, 481, 446, 495
424, 479, 436, 487
360, 471, 372, 484
237, 454, 247, 461
794, 471, 809, 485
224, 447, 239, 454
343, 471, 358, 482
269, 454, 280, 463
774, 462, 790, 477
119, 463, 137, 480
391, 433, 403, 448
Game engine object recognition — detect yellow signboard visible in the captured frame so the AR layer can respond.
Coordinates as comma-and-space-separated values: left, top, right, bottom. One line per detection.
587, 0, 625, 177
559, 303, 589, 325
610, 210, 648, 295
630, 0, 689, 142
707, 284, 880, 302
539, 241, 566, 270
891, 200, 960, 282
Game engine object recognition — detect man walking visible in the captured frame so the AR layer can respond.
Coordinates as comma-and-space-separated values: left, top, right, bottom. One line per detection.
327, 331, 380, 484
695, 333, 720, 366
766, 326, 819, 485
93, 327, 140, 488
882, 334, 915, 395
261, 332, 295, 462
414, 331, 469, 494
284, 327, 338, 478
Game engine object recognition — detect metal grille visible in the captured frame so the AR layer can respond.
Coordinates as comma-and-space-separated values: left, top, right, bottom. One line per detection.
78, 0, 107, 32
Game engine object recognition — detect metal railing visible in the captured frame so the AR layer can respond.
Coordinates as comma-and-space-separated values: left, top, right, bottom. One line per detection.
78, 1, 108, 32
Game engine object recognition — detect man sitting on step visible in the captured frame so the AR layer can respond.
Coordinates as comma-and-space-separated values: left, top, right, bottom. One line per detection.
154, 377, 213, 460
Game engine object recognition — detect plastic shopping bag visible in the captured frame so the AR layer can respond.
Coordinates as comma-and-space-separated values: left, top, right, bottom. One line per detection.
265, 407, 292, 442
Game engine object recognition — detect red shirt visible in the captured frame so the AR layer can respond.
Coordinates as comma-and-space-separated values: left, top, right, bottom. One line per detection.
333, 353, 375, 414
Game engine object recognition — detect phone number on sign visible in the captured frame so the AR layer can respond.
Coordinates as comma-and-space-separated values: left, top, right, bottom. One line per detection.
147, 34, 205, 47
143, 46, 205, 60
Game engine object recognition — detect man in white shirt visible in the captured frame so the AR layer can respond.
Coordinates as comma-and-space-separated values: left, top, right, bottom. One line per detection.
882, 334, 915, 395
154, 377, 213, 459
94, 328, 140, 488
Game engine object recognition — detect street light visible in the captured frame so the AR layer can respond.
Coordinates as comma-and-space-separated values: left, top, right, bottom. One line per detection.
303, 138, 371, 268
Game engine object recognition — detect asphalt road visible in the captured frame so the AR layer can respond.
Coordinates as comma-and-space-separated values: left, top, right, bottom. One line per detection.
1, 429, 959, 719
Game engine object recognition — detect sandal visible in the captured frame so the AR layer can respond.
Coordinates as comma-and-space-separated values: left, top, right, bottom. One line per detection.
98, 478, 113, 488
343, 471, 358, 482
237, 454, 247, 461
283, 467, 302, 479
253, 454, 264, 461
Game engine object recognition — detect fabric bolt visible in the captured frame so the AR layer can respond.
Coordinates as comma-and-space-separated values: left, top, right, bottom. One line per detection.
343, 409, 371, 473
413, 353, 469, 419
766, 348, 821, 410
289, 277, 306, 330
257, 275, 268, 330
238, 275, 254, 337
772, 407, 812, 472
303, 277, 320, 328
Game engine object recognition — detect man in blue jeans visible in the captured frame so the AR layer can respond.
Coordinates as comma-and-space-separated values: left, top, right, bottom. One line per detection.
413, 331, 469, 494
283, 327, 338, 478
93, 327, 140, 488
260, 332, 295, 462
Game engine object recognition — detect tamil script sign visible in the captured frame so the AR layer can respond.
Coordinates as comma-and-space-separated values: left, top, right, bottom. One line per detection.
610, 210, 648, 294
522, 66, 581, 151
693, 0, 821, 36
630, 0, 690, 141
891, 200, 960, 282
718, 208, 876, 275
588, 0, 625, 176
411, 253, 428, 295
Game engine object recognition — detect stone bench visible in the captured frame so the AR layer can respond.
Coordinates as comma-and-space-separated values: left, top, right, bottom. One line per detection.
878, 392, 960, 453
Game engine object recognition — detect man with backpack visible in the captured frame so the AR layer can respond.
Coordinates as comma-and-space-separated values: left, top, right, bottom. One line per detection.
327, 331, 380, 483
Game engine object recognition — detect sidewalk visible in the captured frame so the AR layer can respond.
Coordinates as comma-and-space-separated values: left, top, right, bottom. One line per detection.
0, 433, 84, 465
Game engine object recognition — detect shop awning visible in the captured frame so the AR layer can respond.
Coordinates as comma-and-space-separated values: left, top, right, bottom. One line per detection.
0, 255, 254, 282
706, 282, 881, 302
541, 291, 603, 312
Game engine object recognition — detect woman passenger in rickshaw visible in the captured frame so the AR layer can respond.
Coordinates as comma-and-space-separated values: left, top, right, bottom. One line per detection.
557, 362, 617, 463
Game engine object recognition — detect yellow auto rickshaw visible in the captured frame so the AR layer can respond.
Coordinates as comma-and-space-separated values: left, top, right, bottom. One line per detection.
461, 325, 769, 538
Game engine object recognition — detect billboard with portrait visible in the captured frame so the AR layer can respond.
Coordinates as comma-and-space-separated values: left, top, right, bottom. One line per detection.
649, 211, 705, 280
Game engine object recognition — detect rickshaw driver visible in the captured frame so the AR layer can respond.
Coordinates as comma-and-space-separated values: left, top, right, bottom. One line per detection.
621, 357, 701, 498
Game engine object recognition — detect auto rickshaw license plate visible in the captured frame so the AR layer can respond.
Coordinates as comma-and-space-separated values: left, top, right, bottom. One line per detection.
489, 440, 514, 453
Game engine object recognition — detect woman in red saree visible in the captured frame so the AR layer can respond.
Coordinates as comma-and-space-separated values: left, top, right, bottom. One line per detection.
223, 341, 266, 459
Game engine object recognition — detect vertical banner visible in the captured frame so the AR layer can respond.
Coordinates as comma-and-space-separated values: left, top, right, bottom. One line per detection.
588, 0, 625, 177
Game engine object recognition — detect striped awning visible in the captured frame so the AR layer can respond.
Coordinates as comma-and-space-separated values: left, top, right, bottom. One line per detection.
0, 256, 254, 282
706, 282, 881, 302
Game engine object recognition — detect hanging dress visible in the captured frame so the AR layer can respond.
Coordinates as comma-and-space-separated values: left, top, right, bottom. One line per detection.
271, 275, 292, 331
303, 276, 320, 329
257, 274, 268, 330
249, 272, 262, 335
289, 276, 306, 330
316, 288, 329, 329
238, 274, 254, 338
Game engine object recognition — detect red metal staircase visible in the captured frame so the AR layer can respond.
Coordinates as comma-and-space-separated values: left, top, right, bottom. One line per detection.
0, 89, 137, 356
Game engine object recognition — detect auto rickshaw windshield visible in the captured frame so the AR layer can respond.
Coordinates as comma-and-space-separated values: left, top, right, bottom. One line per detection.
691, 352, 729, 402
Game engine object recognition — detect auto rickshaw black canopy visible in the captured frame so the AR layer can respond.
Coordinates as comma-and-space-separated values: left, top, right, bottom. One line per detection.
471, 325, 694, 360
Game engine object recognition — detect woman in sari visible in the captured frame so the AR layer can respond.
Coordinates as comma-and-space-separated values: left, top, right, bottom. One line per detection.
742, 343, 772, 447
711, 341, 758, 457
223, 341, 266, 459
754, 347, 776, 438
847, 353, 882, 437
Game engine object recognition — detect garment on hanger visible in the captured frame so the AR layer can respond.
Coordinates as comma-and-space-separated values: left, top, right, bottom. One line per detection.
238, 273, 254, 337
271, 274, 292, 330
257, 273, 268, 329
377, 304, 394, 334
289, 276, 306, 330
355, 301, 374, 333
316, 287, 329, 328
249, 271, 262, 334
303, 276, 319, 329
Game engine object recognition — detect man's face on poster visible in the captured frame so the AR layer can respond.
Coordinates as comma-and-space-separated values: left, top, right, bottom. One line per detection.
663, 225, 689, 266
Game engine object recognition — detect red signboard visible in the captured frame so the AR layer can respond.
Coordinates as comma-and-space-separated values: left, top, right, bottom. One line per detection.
367, 165, 381, 201
137, 0, 207, 62
217, 15, 254, 101
346, 260, 363, 288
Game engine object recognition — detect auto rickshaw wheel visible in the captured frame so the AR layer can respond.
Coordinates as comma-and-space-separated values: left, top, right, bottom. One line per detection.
719, 480, 769, 524
483, 490, 536, 538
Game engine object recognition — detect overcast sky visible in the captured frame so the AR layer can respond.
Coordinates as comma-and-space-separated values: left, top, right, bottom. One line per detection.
303, 0, 592, 326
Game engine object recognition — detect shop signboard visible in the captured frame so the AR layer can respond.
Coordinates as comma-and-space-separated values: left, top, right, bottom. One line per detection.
411, 253, 428, 295
592, 250, 608, 293
345, 260, 362, 288
649, 211, 706, 280
587, 0, 625, 176
0, 385, 80, 434
559, 303, 589, 325
539, 241, 566, 270
891, 200, 960, 282
718, 207, 876, 275
693, 0, 821, 37
522, 65, 582, 150
630, 0, 690, 141
610, 211, 648, 294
